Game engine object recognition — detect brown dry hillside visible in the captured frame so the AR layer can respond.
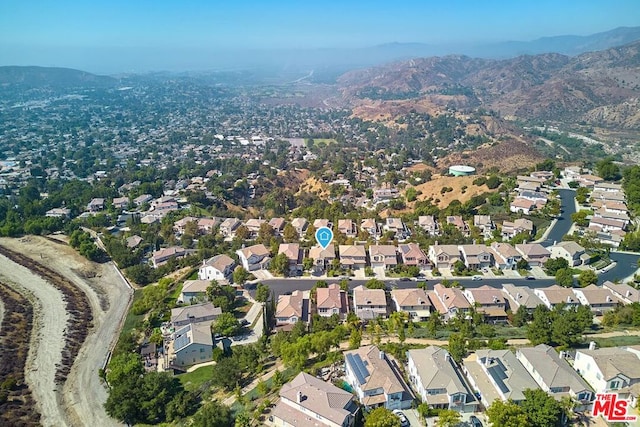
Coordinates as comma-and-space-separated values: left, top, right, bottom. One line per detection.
440, 139, 543, 173
409, 175, 497, 209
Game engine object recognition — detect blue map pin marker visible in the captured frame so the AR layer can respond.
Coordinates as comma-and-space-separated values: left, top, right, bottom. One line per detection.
315, 226, 333, 249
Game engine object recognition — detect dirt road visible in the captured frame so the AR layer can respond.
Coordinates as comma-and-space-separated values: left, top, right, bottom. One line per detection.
0, 237, 132, 427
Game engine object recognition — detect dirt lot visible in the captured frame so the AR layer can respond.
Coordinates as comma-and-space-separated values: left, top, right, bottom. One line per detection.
0, 236, 132, 427
410, 174, 496, 209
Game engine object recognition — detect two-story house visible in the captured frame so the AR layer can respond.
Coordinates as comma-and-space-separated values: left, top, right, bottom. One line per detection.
473, 215, 494, 239
602, 281, 640, 305
316, 283, 348, 319
573, 347, 640, 398
502, 218, 534, 240
407, 346, 478, 413
290, 217, 309, 239
384, 218, 410, 241
446, 216, 470, 236
337, 219, 358, 239
198, 254, 235, 282
352, 285, 388, 320
418, 215, 439, 236
463, 285, 508, 323
368, 245, 398, 270
339, 245, 367, 271
516, 344, 594, 405
268, 217, 286, 236
309, 244, 336, 274
459, 244, 493, 270
428, 245, 462, 270
178, 279, 210, 304
344, 346, 413, 410
501, 284, 544, 312
360, 218, 382, 239
397, 243, 430, 269
428, 284, 471, 321
271, 372, 359, 427
549, 241, 590, 267
219, 217, 242, 238
515, 243, 550, 267
278, 243, 303, 275
236, 244, 271, 271
489, 242, 522, 270
572, 285, 620, 314
276, 290, 309, 325
534, 285, 581, 310
391, 288, 432, 321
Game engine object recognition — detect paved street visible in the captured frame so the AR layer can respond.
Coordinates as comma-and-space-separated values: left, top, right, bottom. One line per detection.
540, 188, 577, 247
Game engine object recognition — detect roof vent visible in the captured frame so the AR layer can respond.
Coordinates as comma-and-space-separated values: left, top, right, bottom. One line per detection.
297, 391, 304, 403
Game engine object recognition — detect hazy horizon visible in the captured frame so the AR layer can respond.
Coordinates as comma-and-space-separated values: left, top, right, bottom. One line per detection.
2, 0, 640, 74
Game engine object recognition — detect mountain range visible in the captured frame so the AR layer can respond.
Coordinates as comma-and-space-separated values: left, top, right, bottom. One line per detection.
339, 40, 640, 130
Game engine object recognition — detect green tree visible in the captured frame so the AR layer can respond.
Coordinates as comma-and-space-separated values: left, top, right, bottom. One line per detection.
364, 278, 386, 289
213, 312, 242, 337
255, 283, 270, 303
210, 358, 241, 391
364, 407, 401, 427
512, 305, 531, 327
436, 409, 462, 427
192, 401, 233, 427
270, 252, 290, 277
596, 158, 621, 182
526, 305, 552, 345
571, 210, 590, 227
555, 268, 574, 288
283, 223, 298, 242
577, 269, 598, 287
448, 333, 466, 363
520, 388, 563, 427
544, 257, 569, 275
486, 399, 529, 427
233, 267, 250, 285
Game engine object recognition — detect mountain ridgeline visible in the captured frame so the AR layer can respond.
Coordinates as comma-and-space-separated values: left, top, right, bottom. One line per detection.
339, 41, 640, 130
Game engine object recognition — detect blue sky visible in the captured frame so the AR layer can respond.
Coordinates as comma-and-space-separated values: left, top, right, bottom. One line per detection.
1, 0, 639, 72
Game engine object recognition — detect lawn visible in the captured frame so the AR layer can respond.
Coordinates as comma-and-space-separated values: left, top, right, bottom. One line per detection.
591, 335, 640, 348
178, 365, 214, 391
120, 289, 145, 337
309, 138, 337, 146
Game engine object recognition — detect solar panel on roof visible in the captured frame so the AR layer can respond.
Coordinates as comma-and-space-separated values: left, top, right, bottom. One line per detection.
346, 353, 369, 385
173, 326, 192, 351
485, 358, 510, 394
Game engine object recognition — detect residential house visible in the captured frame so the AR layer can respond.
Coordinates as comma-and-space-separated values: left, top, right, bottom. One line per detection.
591, 190, 626, 203
219, 217, 242, 238
196, 217, 219, 234
112, 196, 129, 210
577, 174, 604, 188
510, 198, 538, 215
473, 215, 494, 239
291, 217, 309, 239
459, 244, 493, 270
152, 246, 187, 268
171, 302, 222, 327
489, 242, 522, 270
501, 284, 544, 312
344, 345, 413, 410
337, 219, 358, 238
418, 215, 439, 236
276, 290, 309, 325
314, 219, 332, 230
87, 197, 105, 212
446, 216, 470, 235
398, 243, 430, 269
368, 245, 398, 270
373, 187, 399, 202
339, 245, 367, 271
573, 348, 640, 399
316, 284, 348, 319
519, 190, 548, 203
244, 218, 266, 238
572, 285, 620, 314
170, 323, 213, 367
278, 243, 303, 275
391, 288, 432, 321
126, 235, 143, 249
360, 218, 382, 239
464, 349, 540, 407
534, 285, 581, 310
134, 194, 153, 206
178, 280, 210, 304
384, 217, 410, 240
594, 182, 623, 193
428, 284, 471, 321
352, 285, 388, 320
236, 244, 271, 271
516, 344, 594, 404
174, 216, 198, 235
549, 241, 590, 266
589, 217, 627, 233
269, 217, 286, 236
309, 244, 336, 274
407, 346, 478, 412
271, 372, 359, 427
198, 254, 235, 282
463, 285, 508, 323
562, 166, 582, 181
428, 244, 461, 270
593, 208, 630, 226
502, 218, 534, 240
515, 243, 550, 267
602, 281, 640, 305
45, 207, 71, 218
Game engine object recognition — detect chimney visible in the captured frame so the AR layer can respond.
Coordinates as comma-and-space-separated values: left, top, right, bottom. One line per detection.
297, 391, 303, 403
627, 290, 632, 298
606, 296, 612, 303
379, 351, 385, 360
516, 292, 522, 299
589, 341, 597, 351
567, 296, 573, 303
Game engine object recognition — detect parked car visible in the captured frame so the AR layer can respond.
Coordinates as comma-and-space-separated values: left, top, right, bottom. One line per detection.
470, 415, 483, 427
526, 276, 536, 280
392, 409, 409, 426
471, 275, 482, 281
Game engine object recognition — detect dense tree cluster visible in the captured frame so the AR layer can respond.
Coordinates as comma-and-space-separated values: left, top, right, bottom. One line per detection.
526, 304, 593, 348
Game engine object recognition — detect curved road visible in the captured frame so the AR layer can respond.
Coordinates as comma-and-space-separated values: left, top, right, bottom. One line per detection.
260, 189, 638, 298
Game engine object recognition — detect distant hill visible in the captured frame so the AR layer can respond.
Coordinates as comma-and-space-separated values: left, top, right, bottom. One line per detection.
338, 41, 640, 130
0, 66, 116, 88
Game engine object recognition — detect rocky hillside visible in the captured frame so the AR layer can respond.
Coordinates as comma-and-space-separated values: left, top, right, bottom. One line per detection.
0, 66, 116, 89
339, 41, 640, 129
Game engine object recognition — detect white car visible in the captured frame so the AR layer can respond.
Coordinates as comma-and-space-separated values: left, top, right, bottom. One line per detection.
471, 275, 482, 281
392, 409, 409, 426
